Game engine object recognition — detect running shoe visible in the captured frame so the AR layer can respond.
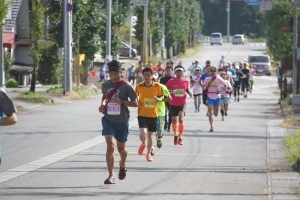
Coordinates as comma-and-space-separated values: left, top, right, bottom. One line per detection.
197, 107, 200, 112
210, 127, 214, 132
104, 175, 115, 184
222, 117, 224, 121
225, 111, 227, 116
157, 139, 162, 148
195, 108, 197, 113
138, 144, 146, 155
118, 166, 127, 180
174, 136, 178, 145
146, 154, 153, 162
151, 146, 155, 156
237, 97, 240, 102
178, 138, 183, 145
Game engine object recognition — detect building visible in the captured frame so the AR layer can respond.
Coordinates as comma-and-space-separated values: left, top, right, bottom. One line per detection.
3, 0, 33, 86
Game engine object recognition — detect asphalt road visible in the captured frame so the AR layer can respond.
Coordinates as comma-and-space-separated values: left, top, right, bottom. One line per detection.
0, 43, 299, 200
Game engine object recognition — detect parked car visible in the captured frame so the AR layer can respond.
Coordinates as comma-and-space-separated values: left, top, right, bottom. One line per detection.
232, 34, 248, 45
210, 32, 223, 45
119, 42, 137, 58
248, 55, 271, 76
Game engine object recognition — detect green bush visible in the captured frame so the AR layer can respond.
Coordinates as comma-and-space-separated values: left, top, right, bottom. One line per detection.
6, 79, 18, 88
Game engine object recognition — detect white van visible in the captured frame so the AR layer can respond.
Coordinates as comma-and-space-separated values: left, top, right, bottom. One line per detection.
210, 32, 223, 45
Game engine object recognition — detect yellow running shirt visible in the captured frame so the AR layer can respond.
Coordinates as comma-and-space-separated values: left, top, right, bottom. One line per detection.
135, 82, 163, 118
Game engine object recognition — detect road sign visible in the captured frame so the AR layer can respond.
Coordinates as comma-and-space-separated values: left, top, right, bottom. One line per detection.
247, 0, 260, 6
66, 3, 73, 12
133, 0, 148, 6
260, 1, 272, 11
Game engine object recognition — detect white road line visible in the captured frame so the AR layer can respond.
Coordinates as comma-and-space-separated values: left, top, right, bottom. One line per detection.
0, 118, 139, 184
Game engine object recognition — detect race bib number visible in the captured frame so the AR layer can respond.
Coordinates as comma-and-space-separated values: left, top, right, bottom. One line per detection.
107, 102, 121, 115
174, 89, 184, 97
138, 72, 143, 77
144, 98, 156, 108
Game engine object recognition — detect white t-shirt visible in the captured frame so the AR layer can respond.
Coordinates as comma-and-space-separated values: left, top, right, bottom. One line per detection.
191, 75, 203, 95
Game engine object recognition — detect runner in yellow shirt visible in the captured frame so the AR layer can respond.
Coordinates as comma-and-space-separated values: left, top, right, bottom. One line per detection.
135, 68, 164, 161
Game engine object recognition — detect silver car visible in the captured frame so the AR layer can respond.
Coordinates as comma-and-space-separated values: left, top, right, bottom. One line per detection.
232, 34, 247, 45
248, 55, 271, 76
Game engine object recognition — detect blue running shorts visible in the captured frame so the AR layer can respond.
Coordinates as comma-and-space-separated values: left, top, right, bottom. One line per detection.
102, 117, 129, 143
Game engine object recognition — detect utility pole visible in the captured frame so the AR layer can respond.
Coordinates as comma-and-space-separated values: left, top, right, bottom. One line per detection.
105, 0, 112, 63
63, 0, 73, 94
293, 0, 299, 96
226, 0, 230, 42
0, 24, 3, 87
161, 5, 165, 60
142, 4, 148, 66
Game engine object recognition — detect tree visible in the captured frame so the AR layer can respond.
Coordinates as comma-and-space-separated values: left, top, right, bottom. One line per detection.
29, 0, 45, 92
0, 0, 10, 29
264, 0, 293, 60
72, 0, 105, 85
99, 0, 131, 60
134, 0, 204, 60
199, 0, 264, 37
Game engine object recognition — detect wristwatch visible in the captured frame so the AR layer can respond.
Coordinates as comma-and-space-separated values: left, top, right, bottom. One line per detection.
121, 100, 125, 105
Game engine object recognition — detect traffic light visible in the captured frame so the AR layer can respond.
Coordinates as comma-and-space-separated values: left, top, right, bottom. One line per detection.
131, 16, 137, 36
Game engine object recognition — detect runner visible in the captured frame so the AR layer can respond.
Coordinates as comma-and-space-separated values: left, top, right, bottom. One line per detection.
203, 66, 227, 132
220, 73, 232, 121
99, 60, 138, 184
134, 60, 144, 85
189, 60, 202, 82
249, 64, 255, 93
166, 65, 192, 145
241, 62, 250, 98
156, 61, 164, 79
126, 63, 135, 86
153, 74, 172, 149
200, 60, 211, 106
135, 67, 164, 161
232, 66, 244, 102
191, 67, 203, 113
159, 66, 174, 132
219, 55, 226, 66
228, 62, 236, 79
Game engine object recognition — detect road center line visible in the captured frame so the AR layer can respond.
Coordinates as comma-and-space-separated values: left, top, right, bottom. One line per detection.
0, 119, 138, 184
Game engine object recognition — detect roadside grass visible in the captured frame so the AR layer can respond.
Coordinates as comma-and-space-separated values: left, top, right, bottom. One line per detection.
177, 44, 201, 58
16, 92, 54, 104
280, 94, 300, 171
16, 84, 99, 104
47, 84, 99, 100
283, 130, 300, 171
70, 84, 99, 100
248, 37, 265, 43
